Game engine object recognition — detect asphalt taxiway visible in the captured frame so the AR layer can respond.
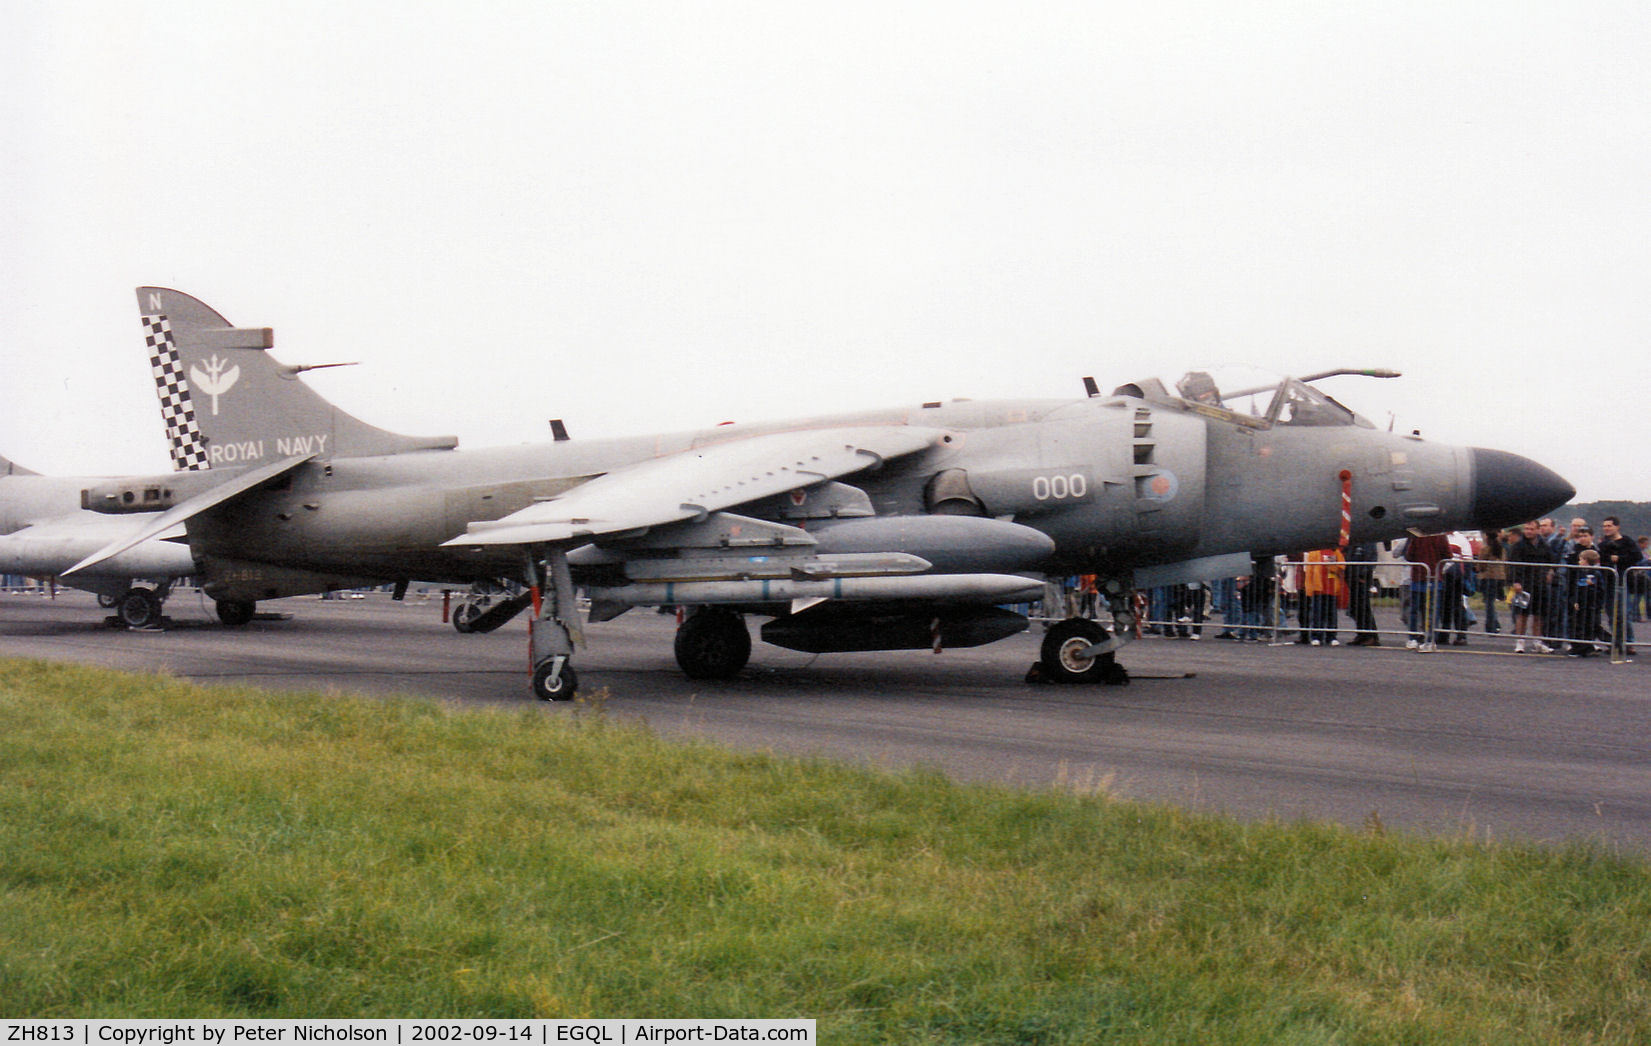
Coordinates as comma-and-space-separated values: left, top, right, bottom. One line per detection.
3, 590, 1649, 852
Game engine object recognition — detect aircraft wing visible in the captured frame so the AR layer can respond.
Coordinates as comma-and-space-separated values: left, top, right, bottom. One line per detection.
444, 426, 944, 548
62, 454, 316, 577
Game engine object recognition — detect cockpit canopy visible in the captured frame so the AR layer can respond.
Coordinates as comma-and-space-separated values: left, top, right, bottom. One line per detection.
1115, 366, 1378, 430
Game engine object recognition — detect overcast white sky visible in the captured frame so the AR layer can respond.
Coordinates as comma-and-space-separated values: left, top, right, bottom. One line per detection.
4, 2, 1647, 501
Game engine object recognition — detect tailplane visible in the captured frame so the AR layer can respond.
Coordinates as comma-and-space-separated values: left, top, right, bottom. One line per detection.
137, 287, 457, 469
0, 454, 40, 477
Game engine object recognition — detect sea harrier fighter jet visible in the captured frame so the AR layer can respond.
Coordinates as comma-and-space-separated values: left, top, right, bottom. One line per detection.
0, 453, 196, 627
68, 287, 1573, 698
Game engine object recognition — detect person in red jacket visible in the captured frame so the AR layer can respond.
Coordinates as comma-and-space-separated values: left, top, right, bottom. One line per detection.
1402, 531, 1452, 649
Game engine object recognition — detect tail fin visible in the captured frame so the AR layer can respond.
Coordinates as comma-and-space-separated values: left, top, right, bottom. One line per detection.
137, 287, 457, 469
0, 454, 40, 477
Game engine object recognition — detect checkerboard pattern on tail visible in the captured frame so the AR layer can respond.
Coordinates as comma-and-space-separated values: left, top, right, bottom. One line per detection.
143, 313, 211, 471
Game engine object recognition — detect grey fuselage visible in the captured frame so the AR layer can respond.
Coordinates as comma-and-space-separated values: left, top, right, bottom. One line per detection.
174, 390, 1528, 603
0, 473, 195, 593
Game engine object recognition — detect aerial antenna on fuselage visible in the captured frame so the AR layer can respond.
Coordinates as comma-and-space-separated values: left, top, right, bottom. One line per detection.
1298, 367, 1401, 383
278, 361, 361, 378
1082, 376, 1100, 397
1222, 367, 1401, 400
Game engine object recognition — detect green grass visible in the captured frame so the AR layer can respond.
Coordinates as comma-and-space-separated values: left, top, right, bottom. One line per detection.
2, 657, 1649, 1042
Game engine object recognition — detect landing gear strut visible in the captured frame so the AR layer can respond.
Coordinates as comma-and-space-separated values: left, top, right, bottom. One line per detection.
526, 548, 582, 702
453, 580, 531, 634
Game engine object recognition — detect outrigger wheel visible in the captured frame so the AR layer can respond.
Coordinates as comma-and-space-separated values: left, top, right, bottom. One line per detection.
451, 602, 483, 633
1039, 618, 1129, 685
532, 659, 578, 702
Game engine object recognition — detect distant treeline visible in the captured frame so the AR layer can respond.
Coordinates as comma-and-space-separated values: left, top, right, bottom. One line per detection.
1554, 501, 1651, 538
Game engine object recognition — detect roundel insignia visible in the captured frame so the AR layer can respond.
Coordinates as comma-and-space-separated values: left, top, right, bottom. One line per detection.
1142, 470, 1179, 502
790, 489, 807, 507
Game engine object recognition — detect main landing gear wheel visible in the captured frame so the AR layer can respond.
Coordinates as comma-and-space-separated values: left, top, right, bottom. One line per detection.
674, 608, 751, 680
216, 599, 256, 627
532, 660, 578, 702
116, 587, 163, 629
1039, 618, 1129, 685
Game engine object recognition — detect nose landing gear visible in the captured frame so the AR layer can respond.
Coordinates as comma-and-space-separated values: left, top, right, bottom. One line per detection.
1029, 579, 1136, 685
1036, 618, 1130, 685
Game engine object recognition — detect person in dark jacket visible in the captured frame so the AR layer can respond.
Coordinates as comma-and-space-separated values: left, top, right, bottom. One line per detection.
1599, 516, 1641, 655
1345, 540, 1381, 646
1568, 549, 1613, 656
1438, 548, 1475, 646
1507, 521, 1559, 654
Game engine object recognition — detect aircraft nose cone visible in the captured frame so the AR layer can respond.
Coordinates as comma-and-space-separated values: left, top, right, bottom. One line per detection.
1470, 447, 1575, 529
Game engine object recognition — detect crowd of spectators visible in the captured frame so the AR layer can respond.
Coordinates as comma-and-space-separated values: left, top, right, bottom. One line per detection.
1078, 515, 1648, 658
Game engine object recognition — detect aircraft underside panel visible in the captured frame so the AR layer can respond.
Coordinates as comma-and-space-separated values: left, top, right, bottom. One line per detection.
196, 555, 385, 602
761, 603, 1030, 653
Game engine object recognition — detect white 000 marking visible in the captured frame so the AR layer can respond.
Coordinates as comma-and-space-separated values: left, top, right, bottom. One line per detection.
1032, 474, 1088, 500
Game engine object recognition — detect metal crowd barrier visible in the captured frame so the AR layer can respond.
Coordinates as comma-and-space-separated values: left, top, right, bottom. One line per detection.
1129, 561, 1372, 646
1266, 557, 1404, 648
1617, 564, 1650, 664
1481, 557, 1626, 660
1106, 556, 1647, 663
1, 577, 55, 595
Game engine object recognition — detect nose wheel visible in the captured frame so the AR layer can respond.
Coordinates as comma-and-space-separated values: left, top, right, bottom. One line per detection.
1039, 618, 1129, 685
